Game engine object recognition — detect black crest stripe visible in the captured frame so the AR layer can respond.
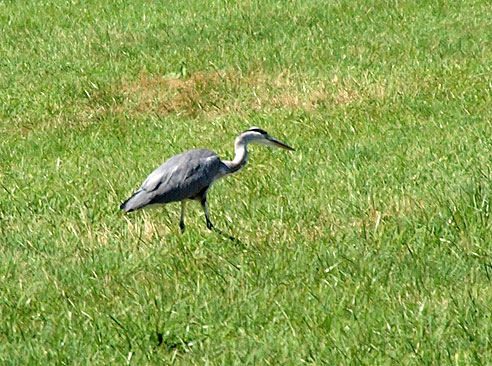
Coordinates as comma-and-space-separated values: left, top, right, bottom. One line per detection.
247, 128, 268, 135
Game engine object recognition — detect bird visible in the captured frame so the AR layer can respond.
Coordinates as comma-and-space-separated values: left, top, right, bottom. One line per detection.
120, 127, 295, 232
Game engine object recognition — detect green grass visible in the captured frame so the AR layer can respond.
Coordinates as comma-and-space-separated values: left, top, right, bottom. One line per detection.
2, 0, 492, 364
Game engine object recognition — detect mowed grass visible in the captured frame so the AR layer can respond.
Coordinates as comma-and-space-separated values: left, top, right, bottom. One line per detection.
1, 0, 492, 364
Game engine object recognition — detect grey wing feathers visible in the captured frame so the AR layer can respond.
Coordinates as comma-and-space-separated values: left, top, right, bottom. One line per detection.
120, 149, 221, 212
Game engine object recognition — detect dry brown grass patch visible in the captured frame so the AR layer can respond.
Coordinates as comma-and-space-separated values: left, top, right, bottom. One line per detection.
117, 70, 381, 118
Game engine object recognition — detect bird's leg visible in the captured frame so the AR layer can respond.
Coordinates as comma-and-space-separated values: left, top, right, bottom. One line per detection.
180, 201, 186, 233
200, 196, 214, 230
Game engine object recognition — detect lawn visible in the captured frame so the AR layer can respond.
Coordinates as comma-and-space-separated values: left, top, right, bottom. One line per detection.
1, 0, 492, 364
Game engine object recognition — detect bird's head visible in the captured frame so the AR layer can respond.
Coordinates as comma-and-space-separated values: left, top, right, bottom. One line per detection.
239, 127, 295, 151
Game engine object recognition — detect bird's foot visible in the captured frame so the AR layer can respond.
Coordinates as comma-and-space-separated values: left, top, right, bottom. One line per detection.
180, 222, 185, 233
206, 221, 214, 230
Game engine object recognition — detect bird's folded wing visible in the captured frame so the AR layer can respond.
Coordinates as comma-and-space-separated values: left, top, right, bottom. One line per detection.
141, 152, 221, 204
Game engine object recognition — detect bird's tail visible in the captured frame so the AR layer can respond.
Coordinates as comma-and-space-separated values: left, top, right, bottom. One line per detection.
120, 189, 149, 212
120, 196, 135, 212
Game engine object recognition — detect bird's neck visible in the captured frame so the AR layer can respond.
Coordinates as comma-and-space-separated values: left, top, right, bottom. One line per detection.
223, 138, 248, 174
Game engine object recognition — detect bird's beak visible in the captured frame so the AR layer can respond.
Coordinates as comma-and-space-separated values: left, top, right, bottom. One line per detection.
267, 136, 295, 151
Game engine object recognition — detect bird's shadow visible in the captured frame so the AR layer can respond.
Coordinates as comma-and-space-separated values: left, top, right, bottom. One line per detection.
211, 226, 247, 247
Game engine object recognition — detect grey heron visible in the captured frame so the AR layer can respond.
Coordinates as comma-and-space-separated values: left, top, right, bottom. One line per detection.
120, 127, 294, 232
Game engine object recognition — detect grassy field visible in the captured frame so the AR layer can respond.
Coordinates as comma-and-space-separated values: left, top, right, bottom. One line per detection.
2, 0, 492, 364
